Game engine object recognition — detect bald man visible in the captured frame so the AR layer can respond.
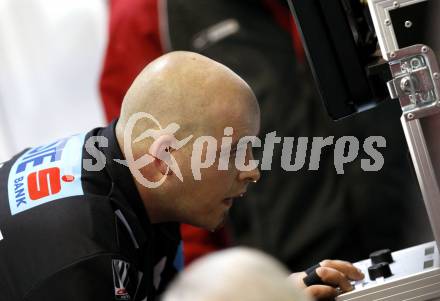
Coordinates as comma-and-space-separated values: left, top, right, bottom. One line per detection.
163, 247, 312, 301
0, 52, 363, 301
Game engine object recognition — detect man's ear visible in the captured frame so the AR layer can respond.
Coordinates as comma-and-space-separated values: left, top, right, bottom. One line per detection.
149, 135, 175, 176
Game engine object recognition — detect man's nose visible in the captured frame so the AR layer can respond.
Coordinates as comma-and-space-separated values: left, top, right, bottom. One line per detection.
238, 166, 261, 183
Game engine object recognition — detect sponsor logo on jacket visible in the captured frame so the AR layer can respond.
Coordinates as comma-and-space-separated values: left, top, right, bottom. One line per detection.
112, 259, 131, 300
7, 133, 85, 215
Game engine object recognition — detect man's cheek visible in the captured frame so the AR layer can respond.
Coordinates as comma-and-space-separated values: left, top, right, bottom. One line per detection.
191, 136, 218, 180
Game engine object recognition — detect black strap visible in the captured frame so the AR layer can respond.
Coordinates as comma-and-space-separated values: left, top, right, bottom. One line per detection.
303, 269, 325, 286
305, 263, 321, 275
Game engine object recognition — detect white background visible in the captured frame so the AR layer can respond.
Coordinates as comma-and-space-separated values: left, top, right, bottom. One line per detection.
0, 0, 108, 162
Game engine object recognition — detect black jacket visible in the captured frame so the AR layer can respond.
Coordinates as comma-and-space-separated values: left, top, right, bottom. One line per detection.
0, 121, 182, 301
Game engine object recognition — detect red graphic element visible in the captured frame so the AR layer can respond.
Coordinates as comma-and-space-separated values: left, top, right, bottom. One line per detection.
28, 167, 61, 200
62, 175, 75, 182
116, 288, 128, 296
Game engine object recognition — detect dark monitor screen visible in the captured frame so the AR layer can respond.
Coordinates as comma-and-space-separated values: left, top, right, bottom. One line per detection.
287, 0, 391, 120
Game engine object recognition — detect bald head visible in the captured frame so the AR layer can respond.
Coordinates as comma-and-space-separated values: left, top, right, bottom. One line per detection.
117, 51, 259, 143
163, 248, 311, 301
115, 51, 261, 227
